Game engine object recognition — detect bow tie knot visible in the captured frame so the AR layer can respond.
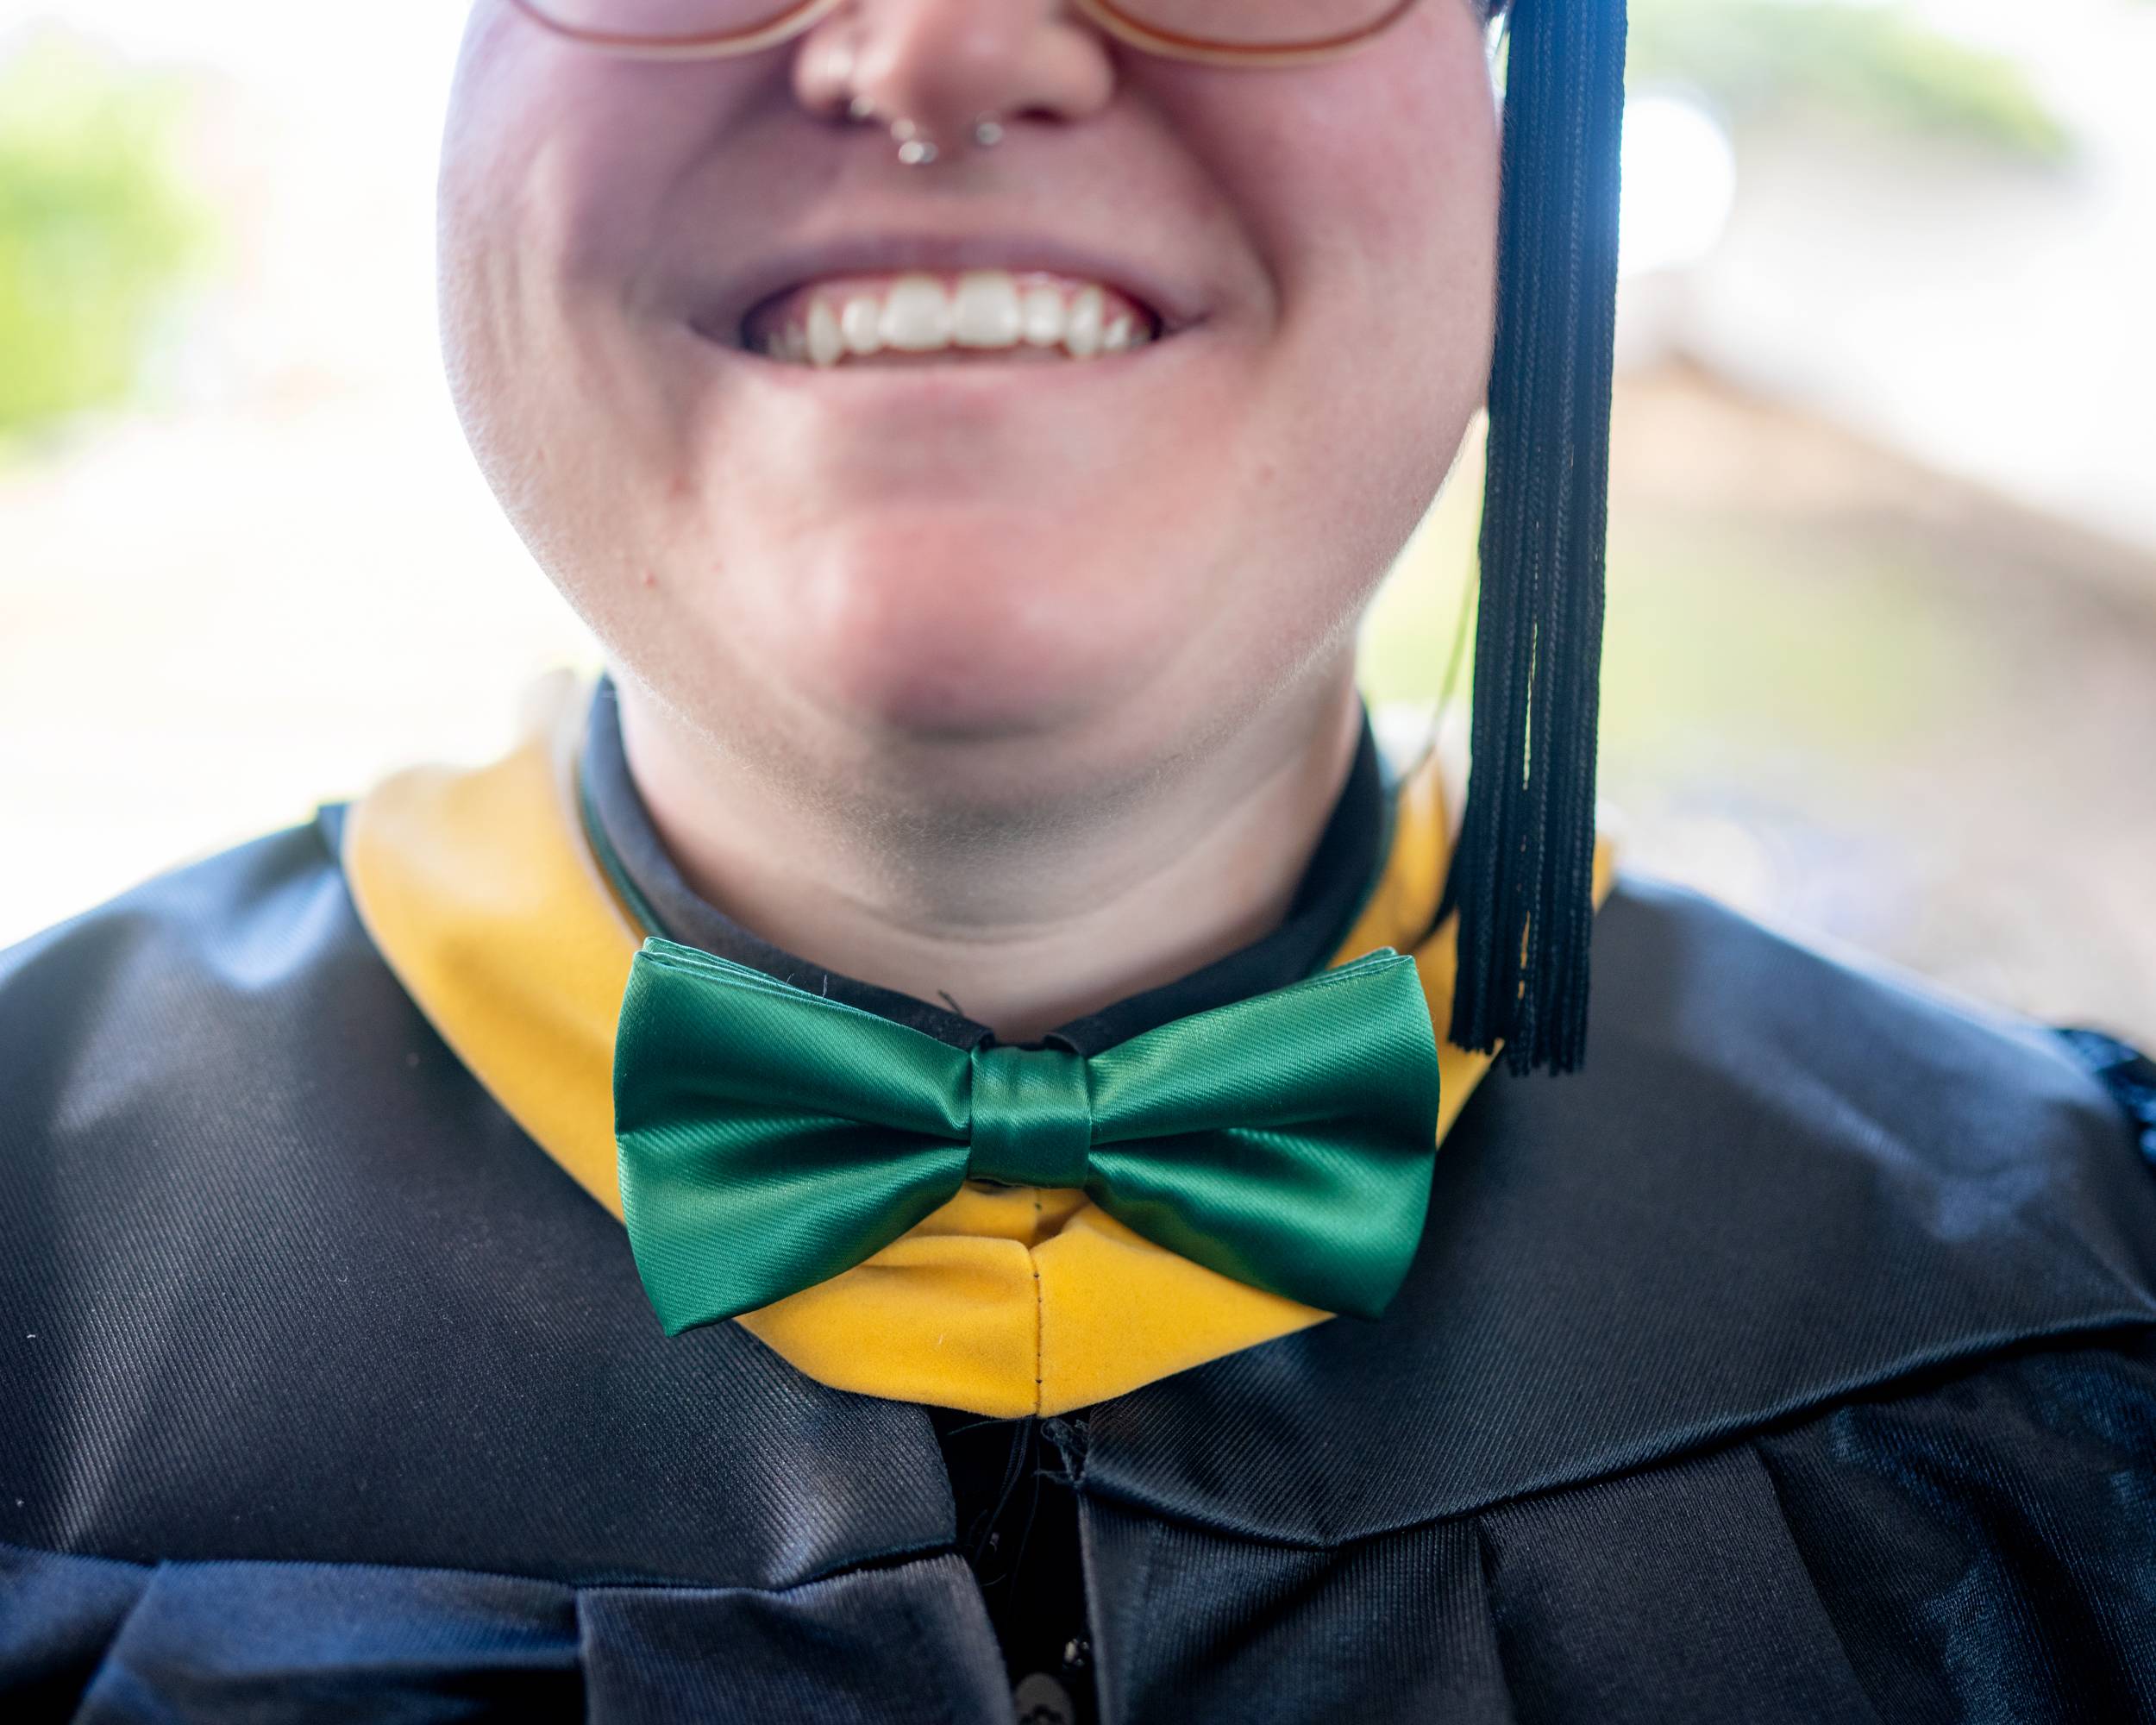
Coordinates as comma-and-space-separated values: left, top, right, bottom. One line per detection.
614, 938, 1445, 1334
968, 1044, 1093, 1189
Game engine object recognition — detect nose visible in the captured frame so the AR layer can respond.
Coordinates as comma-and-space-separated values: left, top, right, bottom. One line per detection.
793, 0, 1117, 155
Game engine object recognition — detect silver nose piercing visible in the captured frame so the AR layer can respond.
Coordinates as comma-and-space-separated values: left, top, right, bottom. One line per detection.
891, 116, 939, 166
847, 97, 1006, 166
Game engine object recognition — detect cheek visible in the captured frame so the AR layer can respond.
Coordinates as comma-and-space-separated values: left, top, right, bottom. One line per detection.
440, 44, 703, 351
437, 33, 745, 605
1181, 37, 1500, 635
1262, 34, 1500, 376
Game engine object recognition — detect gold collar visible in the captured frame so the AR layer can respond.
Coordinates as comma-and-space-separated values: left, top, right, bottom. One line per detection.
342, 675, 1615, 1416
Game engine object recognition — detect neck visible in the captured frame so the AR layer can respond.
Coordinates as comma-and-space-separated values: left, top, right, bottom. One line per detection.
612, 665, 1369, 1044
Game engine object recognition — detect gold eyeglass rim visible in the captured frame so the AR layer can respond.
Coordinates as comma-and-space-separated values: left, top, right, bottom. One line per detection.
505, 0, 1433, 72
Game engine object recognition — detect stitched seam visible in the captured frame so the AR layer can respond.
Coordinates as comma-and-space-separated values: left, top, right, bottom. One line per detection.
0, 1533, 953, 1596
1076, 1314, 2156, 1555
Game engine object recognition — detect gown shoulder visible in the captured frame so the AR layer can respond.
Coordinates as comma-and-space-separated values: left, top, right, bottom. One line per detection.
1076, 873, 2156, 1722
3, 846, 2154, 1722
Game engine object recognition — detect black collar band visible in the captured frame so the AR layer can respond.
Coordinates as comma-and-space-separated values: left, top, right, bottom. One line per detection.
577, 675, 1388, 1057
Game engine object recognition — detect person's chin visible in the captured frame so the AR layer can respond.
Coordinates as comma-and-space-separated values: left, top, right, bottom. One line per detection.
771, 540, 1171, 747
789, 621, 1132, 750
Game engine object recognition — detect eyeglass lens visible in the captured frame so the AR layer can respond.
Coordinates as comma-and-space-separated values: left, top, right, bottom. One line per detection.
523, 0, 1414, 54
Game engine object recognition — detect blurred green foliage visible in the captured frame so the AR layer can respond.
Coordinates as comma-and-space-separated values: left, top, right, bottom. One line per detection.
1361, 446, 2000, 784
1629, 0, 2071, 162
0, 31, 207, 446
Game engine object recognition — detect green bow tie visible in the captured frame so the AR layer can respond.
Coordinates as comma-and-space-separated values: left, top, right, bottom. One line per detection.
614, 938, 1443, 1333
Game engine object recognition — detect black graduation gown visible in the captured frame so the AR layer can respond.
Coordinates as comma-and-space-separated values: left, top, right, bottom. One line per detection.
3, 804, 2154, 1722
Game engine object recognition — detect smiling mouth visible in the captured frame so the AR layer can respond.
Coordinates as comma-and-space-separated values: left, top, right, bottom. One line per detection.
727, 268, 1167, 368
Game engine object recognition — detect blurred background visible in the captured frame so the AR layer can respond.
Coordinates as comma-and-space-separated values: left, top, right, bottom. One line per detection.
2, 0, 2151, 1040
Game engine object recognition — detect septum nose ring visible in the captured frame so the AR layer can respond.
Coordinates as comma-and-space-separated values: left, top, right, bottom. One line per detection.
847, 94, 1006, 166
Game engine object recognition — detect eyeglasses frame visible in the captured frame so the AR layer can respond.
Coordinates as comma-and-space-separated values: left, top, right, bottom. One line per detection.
505, 0, 1432, 72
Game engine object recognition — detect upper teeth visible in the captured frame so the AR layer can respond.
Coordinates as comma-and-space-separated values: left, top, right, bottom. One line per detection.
753, 270, 1154, 367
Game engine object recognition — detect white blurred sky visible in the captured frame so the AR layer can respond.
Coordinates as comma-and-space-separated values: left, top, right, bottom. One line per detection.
1683, 0, 2156, 557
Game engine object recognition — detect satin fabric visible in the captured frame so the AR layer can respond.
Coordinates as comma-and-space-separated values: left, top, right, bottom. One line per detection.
615, 941, 1443, 1330
4, 812, 2153, 1721
337, 674, 1618, 1414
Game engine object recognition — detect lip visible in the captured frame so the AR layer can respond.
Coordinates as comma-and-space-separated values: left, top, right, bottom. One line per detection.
693, 229, 1212, 352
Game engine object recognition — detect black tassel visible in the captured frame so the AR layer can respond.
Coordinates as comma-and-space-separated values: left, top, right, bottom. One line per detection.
1441, 0, 1625, 1076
